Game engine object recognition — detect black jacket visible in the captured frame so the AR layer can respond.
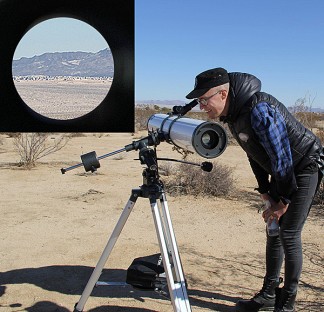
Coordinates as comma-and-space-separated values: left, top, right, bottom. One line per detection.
221, 72, 321, 201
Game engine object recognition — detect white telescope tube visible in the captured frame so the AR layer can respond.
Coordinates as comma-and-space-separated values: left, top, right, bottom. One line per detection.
147, 114, 227, 159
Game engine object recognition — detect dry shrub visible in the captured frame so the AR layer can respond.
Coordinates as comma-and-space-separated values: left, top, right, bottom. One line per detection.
158, 162, 174, 176
163, 160, 235, 197
316, 129, 324, 145
135, 104, 158, 131
13, 133, 69, 168
66, 133, 87, 138
171, 146, 194, 160
313, 130, 324, 206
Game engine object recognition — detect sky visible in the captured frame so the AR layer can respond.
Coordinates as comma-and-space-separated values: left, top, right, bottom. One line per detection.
135, 0, 324, 108
13, 0, 324, 108
13, 18, 108, 59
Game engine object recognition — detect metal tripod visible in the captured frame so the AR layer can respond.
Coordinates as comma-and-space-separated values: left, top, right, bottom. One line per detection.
73, 146, 191, 312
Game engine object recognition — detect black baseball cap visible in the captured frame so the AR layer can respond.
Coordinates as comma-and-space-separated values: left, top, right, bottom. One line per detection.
186, 67, 229, 99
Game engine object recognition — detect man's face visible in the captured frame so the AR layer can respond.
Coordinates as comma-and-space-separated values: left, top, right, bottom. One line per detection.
198, 87, 227, 119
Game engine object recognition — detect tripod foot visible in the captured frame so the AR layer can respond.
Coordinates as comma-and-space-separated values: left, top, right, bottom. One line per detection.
73, 303, 82, 312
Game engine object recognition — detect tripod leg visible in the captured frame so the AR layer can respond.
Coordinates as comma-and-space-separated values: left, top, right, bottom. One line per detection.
150, 196, 191, 312
160, 194, 186, 281
160, 193, 191, 311
74, 191, 139, 312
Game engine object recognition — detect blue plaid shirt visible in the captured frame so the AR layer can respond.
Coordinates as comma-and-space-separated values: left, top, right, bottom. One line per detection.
250, 102, 294, 185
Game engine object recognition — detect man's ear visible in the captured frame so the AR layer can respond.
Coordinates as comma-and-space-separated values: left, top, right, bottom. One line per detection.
220, 89, 228, 100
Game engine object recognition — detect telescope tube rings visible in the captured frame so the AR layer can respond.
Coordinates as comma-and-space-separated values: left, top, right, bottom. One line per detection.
147, 114, 227, 159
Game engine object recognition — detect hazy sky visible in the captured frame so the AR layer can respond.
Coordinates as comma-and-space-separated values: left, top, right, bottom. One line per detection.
12, 0, 324, 108
13, 18, 108, 59
135, 0, 324, 108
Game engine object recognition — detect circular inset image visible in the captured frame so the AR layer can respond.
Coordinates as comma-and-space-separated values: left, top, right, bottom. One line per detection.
12, 17, 114, 120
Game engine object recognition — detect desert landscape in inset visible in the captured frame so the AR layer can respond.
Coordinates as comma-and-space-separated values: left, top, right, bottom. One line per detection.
13, 77, 112, 120
12, 47, 114, 120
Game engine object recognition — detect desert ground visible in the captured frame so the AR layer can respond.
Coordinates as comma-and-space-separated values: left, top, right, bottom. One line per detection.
13, 78, 112, 120
0, 131, 323, 312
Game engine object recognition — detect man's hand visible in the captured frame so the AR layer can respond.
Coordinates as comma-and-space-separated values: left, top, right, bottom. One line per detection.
260, 193, 289, 224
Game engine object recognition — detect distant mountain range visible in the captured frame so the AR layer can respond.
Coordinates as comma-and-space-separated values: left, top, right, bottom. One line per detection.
135, 100, 187, 107
12, 48, 114, 77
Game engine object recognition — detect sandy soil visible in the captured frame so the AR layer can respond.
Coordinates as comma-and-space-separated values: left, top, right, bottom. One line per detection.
0, 132, 323, 312
13, 79, 112, 120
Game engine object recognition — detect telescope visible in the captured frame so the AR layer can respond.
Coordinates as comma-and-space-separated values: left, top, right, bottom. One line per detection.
61, 111, 227, 174
147, 113, 227, 159
61, 102, 229, 312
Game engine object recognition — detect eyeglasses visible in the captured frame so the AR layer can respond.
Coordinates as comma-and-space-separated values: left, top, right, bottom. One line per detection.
197, 90, 223, 106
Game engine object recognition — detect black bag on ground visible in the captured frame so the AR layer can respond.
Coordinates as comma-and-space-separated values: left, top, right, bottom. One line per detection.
126, 253, 166, 290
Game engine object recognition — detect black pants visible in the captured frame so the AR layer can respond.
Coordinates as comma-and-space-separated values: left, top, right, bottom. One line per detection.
266, 169, 320, 294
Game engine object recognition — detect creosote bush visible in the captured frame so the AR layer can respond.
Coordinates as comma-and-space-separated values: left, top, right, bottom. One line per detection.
163, 160, 235, 197
13, 133, 69, 169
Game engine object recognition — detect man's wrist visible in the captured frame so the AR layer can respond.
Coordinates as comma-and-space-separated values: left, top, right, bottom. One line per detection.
280, 196, 290, 206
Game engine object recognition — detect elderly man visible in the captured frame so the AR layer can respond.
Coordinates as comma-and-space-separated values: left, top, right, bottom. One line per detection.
186, 68, 323, 312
